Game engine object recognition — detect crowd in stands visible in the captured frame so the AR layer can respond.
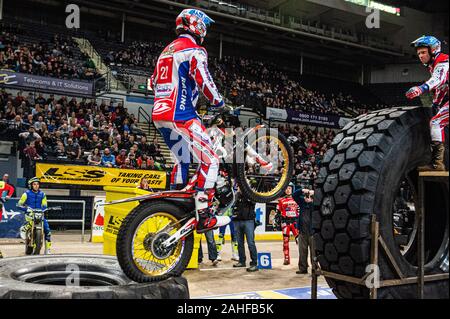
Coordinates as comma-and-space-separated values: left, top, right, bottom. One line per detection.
105, 41, 165, 70
1, 21, 392, 118
102, 39, 387, 116
210, 56, 347, 116
0, 89, 165, 178
279, 124, 336, 188
0, 23, 101, 81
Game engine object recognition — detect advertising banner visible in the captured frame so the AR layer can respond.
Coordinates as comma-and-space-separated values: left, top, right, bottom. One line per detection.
0, 199, 25, 238
92, 196, 106, 243
0, 69, 94, 97
36, 163, 167, 189
266, 107, 349, 128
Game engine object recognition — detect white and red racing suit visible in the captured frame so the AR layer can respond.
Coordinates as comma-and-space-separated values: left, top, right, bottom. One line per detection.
150, 34, 224, 191
277, 196, 299, 263
0, 181, 14, 222
426, 53, 449, 142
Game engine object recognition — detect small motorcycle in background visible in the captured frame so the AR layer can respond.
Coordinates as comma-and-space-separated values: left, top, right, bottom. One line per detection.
19, 206, 62, 255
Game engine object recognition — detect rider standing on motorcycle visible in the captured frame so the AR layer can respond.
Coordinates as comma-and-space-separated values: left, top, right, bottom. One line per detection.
18, 177, 52, 254
276, 183, 299, 265
150, 8, 230, 233
0, 180, 15, 258
406, 35, 448, 171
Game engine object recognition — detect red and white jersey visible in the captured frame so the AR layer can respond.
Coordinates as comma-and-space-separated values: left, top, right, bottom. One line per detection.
426, 53, 449, 107
277, 196, 299, 219
150, 34, 224, 122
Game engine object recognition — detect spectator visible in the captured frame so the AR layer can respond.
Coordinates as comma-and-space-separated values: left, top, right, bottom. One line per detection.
115, 149, 127, 167
147, 156, 163, 171
78, 134, 91, 151
35, 138, 47, 159
198, 230, 221, 267
19, 126, 41, 144
24, 141, 41, 161
137, 136, 150, 154
65, 138, 81, 160
148, 138, 161, 156
54, 140, 66, 158
87, 148, 102, 166
138, 177, 151, 190
233, 190, 258, 272
101, 148, 116, 167
128, 151, 137, 168
2, 173, 16, 197
120, 157, 134, 169
293, 187, 315, 275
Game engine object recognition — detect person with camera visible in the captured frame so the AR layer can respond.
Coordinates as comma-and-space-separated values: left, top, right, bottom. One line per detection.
232, 189, 258, 272
293, 186, 314, 275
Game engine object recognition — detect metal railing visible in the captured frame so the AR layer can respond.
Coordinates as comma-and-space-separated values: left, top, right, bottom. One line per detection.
47, 199, 86, 243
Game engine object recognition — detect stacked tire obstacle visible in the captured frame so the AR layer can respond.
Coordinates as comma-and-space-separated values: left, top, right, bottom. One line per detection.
0, 255, 189, 299
313, 106, 448, 299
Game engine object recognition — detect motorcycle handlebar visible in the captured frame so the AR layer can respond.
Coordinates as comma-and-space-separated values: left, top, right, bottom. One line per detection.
17, 206, 62, 212
207, 105, 243, 125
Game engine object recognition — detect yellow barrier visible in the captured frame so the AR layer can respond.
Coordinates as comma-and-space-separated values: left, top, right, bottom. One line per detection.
103, 186, 201, 269
36, 163, 167, 188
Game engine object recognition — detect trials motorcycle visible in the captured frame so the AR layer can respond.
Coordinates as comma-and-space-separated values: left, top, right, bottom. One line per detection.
109, 107, 294, 282
20, 206, 62, 255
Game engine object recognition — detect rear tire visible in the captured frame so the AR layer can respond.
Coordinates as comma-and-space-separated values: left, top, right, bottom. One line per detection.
313, 106, 449, 299
116, 201, 194, 283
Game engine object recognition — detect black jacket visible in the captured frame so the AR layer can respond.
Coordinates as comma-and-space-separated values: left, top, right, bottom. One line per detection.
233, 193, 256, 221
293, 190, 313, 235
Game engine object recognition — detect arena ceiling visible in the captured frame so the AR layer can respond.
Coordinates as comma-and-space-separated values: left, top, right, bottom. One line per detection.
378, 0, 449, 13
72, 0, 406, 58
239, 0, 449, 13
19, 0, 436, 66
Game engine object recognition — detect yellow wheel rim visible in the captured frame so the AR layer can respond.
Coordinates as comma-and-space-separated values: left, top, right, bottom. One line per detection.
132, 213, 184, 277
246, 134, 290, 198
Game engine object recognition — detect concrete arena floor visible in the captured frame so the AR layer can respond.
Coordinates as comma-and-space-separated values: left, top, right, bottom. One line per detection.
0, 232, 328, 298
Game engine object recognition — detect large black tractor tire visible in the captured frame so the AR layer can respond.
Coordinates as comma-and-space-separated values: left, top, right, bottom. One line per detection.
313, 106, 449, 299
0, 255, 189, 299
236, 128, 294, 203
116, 201, 194, 283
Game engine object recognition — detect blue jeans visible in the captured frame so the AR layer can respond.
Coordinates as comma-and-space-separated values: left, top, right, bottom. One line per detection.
43, 218, 51, 241
219, 220, 236, 242
198, 230, 218, 262
234, 220, 257, 266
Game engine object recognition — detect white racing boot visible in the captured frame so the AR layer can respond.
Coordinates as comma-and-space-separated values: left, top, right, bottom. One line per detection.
195, 191, 231, 233
20, 224, 31, 241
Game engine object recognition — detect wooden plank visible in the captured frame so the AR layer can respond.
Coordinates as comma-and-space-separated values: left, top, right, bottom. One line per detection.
320, 271, 366, 285
370, 215, 379, 299
310, 236, 318, 300
378, 236, 405, 279
381, 273, 449, 287
417, 176, 425, 299
419, 171, 449, 177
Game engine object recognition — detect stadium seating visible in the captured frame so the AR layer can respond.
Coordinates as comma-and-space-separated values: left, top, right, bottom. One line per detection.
0, 17, 100, 81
